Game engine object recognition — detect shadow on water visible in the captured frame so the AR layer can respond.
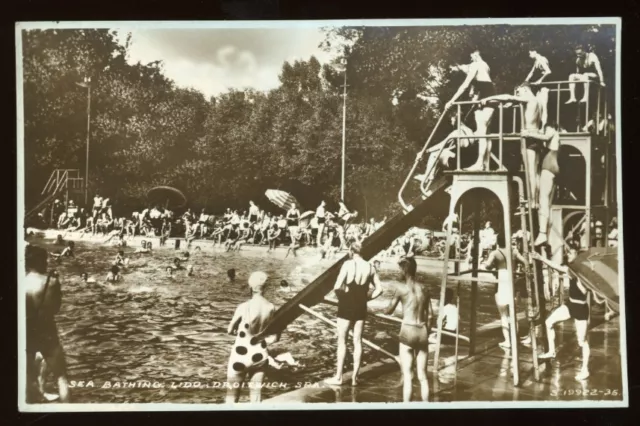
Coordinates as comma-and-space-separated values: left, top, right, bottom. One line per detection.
27, 237, 501, 403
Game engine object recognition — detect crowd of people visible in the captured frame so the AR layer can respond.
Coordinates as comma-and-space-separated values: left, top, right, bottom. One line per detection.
25, 43, 615, 404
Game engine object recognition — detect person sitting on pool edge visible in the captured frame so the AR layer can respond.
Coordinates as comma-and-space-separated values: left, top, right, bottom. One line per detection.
226, 271, 281, 403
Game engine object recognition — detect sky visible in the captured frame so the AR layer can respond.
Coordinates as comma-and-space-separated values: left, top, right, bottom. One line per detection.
117, 28, 334, 99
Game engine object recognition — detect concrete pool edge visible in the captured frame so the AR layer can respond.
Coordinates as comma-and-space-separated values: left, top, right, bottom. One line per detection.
26, 228, 487, 276
263, 314, 620, 404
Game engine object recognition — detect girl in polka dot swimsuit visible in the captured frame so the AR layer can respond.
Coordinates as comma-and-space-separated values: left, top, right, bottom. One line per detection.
226, 271, 280, 403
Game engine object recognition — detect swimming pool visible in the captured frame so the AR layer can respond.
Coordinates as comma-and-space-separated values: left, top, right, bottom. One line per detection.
26, 236, 501, 403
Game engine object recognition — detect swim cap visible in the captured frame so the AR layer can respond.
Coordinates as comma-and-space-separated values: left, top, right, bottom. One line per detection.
249, 271, 268, 291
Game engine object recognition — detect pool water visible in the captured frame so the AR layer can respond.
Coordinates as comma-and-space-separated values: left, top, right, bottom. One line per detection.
26, 237, 501, 403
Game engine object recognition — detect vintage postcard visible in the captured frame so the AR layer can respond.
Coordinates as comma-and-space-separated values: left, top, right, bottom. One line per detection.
17, 18, 626, 411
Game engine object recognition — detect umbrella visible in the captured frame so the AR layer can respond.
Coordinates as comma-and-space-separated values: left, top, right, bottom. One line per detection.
299, 210, 315, 227
147, 186, 187, 210
569, 247, 619, 313
265, 189, 299, 211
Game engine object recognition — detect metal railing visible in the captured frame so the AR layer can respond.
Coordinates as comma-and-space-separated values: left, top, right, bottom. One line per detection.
397, 80, 611, 213
523, 80, 609, 136
41, 169, 82, 195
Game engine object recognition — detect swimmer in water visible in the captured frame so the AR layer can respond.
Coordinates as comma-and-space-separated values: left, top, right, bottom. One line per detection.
50, 241, 74, 262
81, 272, 96, 284
106, 265, 121, 282
166, 266, 174, 277
55, 234, 65, 246
134, 240, 152, 254
372, 260, 381, 272
186, 264, 194, 277
114, 250, 126, 267
171, 258, 185, 271
279, 279, 291, 292
227, 268, 236, 282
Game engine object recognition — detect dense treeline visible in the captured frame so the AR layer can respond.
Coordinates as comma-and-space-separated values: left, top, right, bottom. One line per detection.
21, 25, 615, 228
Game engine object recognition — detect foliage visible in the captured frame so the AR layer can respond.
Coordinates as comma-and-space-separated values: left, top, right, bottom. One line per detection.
21, 24, 616, 228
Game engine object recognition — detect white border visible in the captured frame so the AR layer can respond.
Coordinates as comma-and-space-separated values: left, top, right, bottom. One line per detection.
16, 18, 626, 412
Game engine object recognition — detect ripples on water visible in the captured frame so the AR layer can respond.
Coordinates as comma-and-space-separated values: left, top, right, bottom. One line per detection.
27, 237, 499, 403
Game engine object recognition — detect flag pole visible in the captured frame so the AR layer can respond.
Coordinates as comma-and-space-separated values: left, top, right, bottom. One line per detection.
341, 56, 347, 201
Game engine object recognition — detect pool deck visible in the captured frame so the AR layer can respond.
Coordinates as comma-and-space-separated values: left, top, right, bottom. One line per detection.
264, 315, 623, 403
28, 228, 470, 274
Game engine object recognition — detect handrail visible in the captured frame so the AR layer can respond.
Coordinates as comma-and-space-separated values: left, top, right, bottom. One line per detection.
531, 80, 603, 87
397, 107, 451, 212
26, 171, 71, 222
399, 78, 611, 211
41, 169, 82, 195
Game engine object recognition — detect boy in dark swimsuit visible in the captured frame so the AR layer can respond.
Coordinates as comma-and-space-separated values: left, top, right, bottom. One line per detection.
520, 124, 561, 246
383, 256, 430, 402
286, 203, 301, 245
567, 45, 605, 104
532, 248, 591, 380
446, 50, 497, 171
326, 242, 383, 386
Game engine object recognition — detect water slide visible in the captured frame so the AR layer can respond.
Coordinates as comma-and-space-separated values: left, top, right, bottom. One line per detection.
24, 189, 61, 225
256, 176, 451, 339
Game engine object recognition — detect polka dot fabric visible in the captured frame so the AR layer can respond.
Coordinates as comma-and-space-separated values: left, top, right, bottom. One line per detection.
228, 321, 268, 373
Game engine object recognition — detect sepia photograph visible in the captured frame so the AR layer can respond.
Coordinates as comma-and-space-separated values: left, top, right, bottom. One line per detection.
16, 18, 625, 411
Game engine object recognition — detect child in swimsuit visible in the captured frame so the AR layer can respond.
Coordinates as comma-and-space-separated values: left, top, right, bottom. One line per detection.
134, 240, 152, 254
113, 250, 128, 267
81, 272, 96, 284
285, 228, 303, 258
532, 247, 591, 380
429, 288, 459, 344
481, 244, 526, 349
106, 265, 120, 282
226, 271, 280, 403
267, 225, 280, 252
50, 241, 74, 262
383, 256, 430, 402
